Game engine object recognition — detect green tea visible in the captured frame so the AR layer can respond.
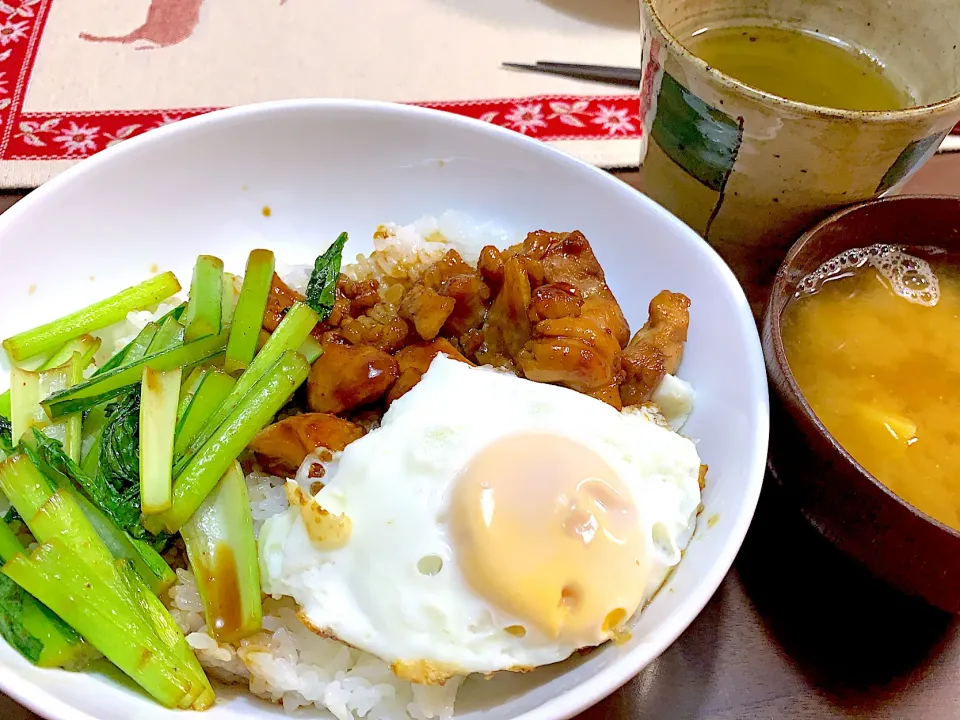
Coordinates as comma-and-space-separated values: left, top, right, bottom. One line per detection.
685, 25, 913, 111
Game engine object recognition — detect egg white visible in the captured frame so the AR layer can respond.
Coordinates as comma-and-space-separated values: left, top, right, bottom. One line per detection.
259, 355, 702, 677
652, 373, 696, 431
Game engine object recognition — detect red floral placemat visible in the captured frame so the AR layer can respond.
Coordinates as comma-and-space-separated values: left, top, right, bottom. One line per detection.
0, 0, 955, 188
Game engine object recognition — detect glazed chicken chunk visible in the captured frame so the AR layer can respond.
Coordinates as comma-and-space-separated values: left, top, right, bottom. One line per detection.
307, 342, 400, 415
620, 290, 691, 406
249, 413, 366, 477
252, 230, 690, 477
399, 285, 455, 340
523, 230, 630, 348
386, 338, 472, 406
477, 231, 631, 406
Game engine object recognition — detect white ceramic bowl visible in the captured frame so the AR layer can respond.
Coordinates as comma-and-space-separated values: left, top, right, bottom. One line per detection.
0, 100, 768, 720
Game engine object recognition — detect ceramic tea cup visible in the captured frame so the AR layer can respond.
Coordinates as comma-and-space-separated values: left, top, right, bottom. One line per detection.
636, 0, 960, 293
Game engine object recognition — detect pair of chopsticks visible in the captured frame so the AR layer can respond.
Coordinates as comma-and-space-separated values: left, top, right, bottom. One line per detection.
502, 61, 642, 87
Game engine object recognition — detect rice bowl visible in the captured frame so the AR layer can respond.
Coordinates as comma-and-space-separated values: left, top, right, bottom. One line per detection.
0, 100, 768, 720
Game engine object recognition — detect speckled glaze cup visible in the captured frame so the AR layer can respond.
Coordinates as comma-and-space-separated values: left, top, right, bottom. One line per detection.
636, 0, 960, 290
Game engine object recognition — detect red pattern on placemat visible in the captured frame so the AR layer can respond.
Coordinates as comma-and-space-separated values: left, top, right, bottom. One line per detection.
7, 97, 643, 161
0, 0, 956, 169
0, 0, 48, 160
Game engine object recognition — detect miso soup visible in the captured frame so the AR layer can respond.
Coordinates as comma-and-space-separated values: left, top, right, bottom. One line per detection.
781, 245, 960, 530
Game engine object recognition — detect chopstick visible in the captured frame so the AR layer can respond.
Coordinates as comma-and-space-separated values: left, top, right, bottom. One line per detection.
501, 61, 642, 87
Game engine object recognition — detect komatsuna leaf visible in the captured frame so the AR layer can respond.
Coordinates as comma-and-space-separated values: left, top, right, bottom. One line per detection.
0, 573, 43, 665
3, 417, 21, 522
99, 392, 141, 504
0, 416, 12, 456
28, 424, 170, 551
26, 430, 138, 540
305, 232, 348, 321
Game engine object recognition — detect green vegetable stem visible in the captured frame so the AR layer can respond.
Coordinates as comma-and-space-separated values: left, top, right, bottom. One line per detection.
2, 272, 181, 364
183, 256, 225, 343
139, 368, 182, 515
94, 302, 185, 379
224, 250, 275, 376
43, 329, 228, 419
173, 303, 317, 475
181, 461, 262, 644
0, 452, 212, 708
150, 350, 311, 533
174, 370, 236, 459
23, 429, 174, 593
0, 519, 92, 669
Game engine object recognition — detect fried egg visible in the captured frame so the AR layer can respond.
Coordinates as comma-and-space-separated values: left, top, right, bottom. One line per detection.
259, 355, 702, 682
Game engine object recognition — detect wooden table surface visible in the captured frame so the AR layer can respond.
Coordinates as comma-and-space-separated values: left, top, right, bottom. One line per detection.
2, 153, 959, 720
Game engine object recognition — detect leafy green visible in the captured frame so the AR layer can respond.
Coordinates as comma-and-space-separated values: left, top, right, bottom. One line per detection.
0, 518, 89, 669
26, 430, 134, 537
27, 427, 169, 551
99, 392, 141, 517
305, 233, 347, 321
0, 574, 44, 664
0, 415, 12, 455
1, 417, 18, 524
16, 433, 172, 592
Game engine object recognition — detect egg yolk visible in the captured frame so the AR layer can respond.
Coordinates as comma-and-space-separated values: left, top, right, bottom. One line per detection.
450, 432, 649, 646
